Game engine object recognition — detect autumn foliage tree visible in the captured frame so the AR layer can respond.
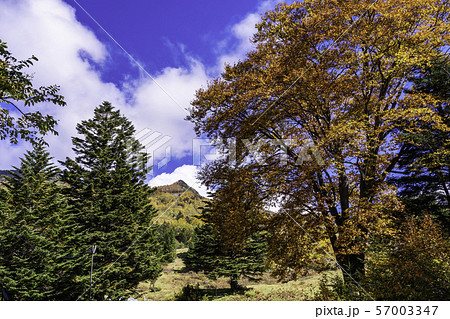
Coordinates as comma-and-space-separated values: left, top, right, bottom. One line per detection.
365, 215, 450, 300
188, 0, 450, 283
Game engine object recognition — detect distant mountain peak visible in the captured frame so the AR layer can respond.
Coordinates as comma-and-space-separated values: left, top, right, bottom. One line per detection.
174, 180, 189, 188
148, 179, 207, 227
153, 180, 202, 199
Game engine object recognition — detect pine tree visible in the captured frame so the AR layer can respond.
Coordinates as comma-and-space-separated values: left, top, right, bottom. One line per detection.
158, 222, 176, 264
61, 101, 162, 300
0, 142, 74, 300
185, 203, 267, 290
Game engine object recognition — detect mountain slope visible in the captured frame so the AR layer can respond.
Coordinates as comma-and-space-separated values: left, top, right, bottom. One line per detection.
149, 180, 207, 225
149, 180, 208, 247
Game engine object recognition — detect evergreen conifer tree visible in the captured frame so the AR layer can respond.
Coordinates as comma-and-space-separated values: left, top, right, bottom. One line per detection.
185, 203, 267, 290
0, 143, 74, 300
61, 101, 162, 300
158, 222, 176, 264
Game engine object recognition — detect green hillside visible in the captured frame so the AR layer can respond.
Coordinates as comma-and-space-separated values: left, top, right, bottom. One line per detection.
149, 180, 208, 247
150, 180, 206, 223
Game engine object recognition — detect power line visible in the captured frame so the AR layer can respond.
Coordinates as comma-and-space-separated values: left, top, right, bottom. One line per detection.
89, 244, 97, 300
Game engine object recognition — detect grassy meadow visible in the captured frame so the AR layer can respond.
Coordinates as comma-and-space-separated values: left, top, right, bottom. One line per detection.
134, 249, 341, 301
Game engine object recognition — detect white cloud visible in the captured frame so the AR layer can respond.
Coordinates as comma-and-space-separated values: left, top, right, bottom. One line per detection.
123, 59, 209, 159
0, 0, 124, 167
148, 165, 210, 197
0, 0, 281, 195
214, 0, 285, 72
215, 12, 260, 71
0, 0, 207, 167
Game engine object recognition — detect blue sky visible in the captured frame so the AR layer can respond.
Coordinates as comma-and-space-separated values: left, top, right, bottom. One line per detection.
0, 0, 289, 195
69, 0, 263, 72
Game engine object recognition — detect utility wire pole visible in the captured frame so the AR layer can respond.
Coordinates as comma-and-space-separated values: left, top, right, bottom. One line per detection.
0, 280, 9, 301
89, 244, 97, 300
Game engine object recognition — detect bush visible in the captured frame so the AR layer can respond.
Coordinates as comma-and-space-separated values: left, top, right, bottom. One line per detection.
313, 274, 371, 301
175, 284, 210, 301
365, 215, 450, 300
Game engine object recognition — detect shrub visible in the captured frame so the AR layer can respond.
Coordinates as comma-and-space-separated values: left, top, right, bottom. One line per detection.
365, 215, 450, 300
313, 274, 371, 301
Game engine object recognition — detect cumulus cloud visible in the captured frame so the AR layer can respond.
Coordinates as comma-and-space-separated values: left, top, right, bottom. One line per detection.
0, 0, 124, 167
0, 0, 207, 167
148, 165, 210, 197
122, 59, 209, 159
214, 12, 260, 71
214, 0, 286, 72
0, 0, 282, 191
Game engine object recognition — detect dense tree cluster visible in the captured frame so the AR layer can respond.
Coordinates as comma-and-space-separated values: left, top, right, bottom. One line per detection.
185, 199, 268, 290
0, 143, 73, 300
0, 100, 166, 300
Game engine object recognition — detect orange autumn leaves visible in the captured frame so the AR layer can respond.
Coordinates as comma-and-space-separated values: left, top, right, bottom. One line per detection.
188, 0, 449, 280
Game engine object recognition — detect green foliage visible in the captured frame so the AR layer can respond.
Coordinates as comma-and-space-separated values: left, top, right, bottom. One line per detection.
185, 222, 218, 275
0, 39, 65, 144
0, 143, 74, 300
185, 203, 268, 290
313, 274, 370, 301
390, 57, 450, 231
158, 222, 176, 264
171, 222, 195, 248
61, 101, 162, 300
364, 215, 450, 301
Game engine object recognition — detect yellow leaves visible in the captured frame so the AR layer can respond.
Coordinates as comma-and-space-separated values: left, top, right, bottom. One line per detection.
189, 0, 450, 281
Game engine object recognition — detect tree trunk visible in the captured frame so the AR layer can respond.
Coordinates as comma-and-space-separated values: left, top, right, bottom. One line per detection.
330, 231, 365, 284
336, 252, 365, 284
229, 275, 239, 291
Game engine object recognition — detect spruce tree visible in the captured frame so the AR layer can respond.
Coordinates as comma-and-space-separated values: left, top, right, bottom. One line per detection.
0, 143, 74, 300
185, 203, 267, 290
61, 101, 162, 300
158, 222, 176, 264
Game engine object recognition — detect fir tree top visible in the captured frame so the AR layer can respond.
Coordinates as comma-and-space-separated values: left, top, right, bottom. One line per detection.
64, 101, 149, 183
